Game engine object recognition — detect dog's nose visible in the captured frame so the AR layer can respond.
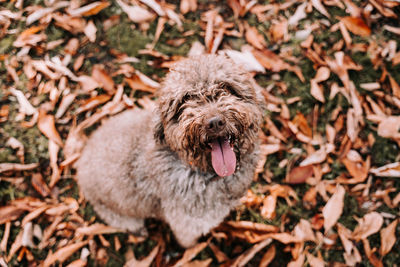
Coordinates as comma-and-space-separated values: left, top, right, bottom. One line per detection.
207, 116, 226, 131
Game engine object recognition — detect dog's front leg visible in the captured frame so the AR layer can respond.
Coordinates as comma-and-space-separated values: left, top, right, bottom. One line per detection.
163, 209, 220, 248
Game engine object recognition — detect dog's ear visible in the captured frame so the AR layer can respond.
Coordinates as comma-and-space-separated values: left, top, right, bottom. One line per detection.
153, 114, 165, 144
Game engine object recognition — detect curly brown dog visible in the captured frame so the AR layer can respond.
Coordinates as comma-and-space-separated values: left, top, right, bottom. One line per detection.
75, 54, 264, 248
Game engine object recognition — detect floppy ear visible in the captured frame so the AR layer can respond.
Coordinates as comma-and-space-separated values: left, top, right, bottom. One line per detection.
153, 113, 165, 144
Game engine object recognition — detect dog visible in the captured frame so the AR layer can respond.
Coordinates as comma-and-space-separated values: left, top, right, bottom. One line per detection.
75, 54, 264, 248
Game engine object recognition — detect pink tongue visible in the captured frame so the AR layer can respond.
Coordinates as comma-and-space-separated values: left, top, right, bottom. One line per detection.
211, 139, 236, 177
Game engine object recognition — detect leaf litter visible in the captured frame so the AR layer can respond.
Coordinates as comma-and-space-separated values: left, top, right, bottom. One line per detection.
0, 0, 400, 266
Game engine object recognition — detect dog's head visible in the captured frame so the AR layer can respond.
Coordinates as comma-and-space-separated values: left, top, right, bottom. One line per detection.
155, 55, 264, 177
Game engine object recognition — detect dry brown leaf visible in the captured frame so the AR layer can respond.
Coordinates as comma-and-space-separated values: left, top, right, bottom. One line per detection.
322, 185, 345, 232
266, 233, 301, 244
38, 110, 63, 147
43, 241, 89, 267
270, 20, 288, 43
21, 206, 48, 226
225, 221, 279, 233
306, 252, 325, 267
124, 243, 159, 267
180, 0, 197, 14
245, 24, 266, 50
84, 20, 97, 42
92, 65, 115, 94
352, 212, 383, 241
389, 75, 400, 98
0, 206, 26, 224
293, 219, 316, 242
10, 88, 37, 116
76, 223, 123, 235
311, 0, 330, 18
6, 137, 24, 163
370, 162, 400, 177
341, 17, 371, 36
182, 259, 212, 267
231, 238, 272, 267
0, 162, 39, 174
287, 253, 305, 267
31, 173, 51, 197
300, 145, 334, 166
125, 76, 157, 93
337, 223, 354, 255
68, 1, 110, 17
377, 116, 400, 139
380, 219, 397, 256
78, 75, 101, 91
286, 165, 314, 184
66, 259, 87, 267
259, 244, 275, 267
0, 222, 11, 253
362, 238, 383, 267
75, 95, 112, 114
172, 242, 209, 267
49, 140, 61, 188
260, 195, 276, 219
224, 49, 265, 73
116, 0, 155, 23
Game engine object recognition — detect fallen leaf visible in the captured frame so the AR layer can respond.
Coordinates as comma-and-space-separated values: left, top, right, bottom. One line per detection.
370, 162, 400, 177
286, 165, 314, 184
259, 244, 275, 267
76, 223, 123, 235
377, 116, 400, 139
0, 163, 39, 174
224, 49, 265, 73
9, 88, 37, 116
43, 241, 89, 267
124, 243, 159, 267
380, 219, 397, 256
245, 24, 266, 50
311, 0, 330, 18
172, 242, 209, 267
116, 0, 155, 23
31, 173, 51, 197
6, 137, 24, 163
84, 20, 97, 42
231, 238, 272, 267
68, 1, 110, 16
341, 17, 371, 36
300, 145, 334, 166
322, 185, 345, 232
92, 65, 115, 94
352, 212, 383, 241
0, 206, 26, 224
37, 110, 64, 147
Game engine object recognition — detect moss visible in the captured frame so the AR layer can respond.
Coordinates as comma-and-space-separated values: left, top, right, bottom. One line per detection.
371, 136, 399, 166
105, 23, 151, 57
0, 35, 16, 54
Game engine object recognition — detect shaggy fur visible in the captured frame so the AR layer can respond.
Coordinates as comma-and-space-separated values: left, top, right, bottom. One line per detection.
76, 55, 264, 248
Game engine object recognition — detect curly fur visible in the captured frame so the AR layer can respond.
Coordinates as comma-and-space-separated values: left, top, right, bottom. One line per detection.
75, 55, 264, 248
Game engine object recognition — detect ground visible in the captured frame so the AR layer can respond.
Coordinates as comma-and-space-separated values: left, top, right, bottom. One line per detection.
0, 0, 400, 266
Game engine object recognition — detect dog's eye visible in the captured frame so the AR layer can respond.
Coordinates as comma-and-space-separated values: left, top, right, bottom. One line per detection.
220, 82, 242, 99
172, 94, 193, 121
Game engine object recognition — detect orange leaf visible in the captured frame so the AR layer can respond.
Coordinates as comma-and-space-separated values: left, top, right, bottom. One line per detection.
380, 219, 397, 256
37, 110, 63, 147
286, 165, 313, 184
341, 16, 371, 36
92, 65, 115, 94
322, 185, 345, 232
259, 244, 276, 267
0, 206, 26, 224
31, 173, 51, 197
82, 2, 110, 16
352, 212, 383, 241
43, 241, 88, 267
